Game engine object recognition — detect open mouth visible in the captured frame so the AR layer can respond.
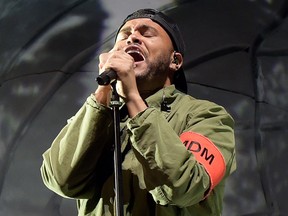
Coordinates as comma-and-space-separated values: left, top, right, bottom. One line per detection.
125, 47, 145, 62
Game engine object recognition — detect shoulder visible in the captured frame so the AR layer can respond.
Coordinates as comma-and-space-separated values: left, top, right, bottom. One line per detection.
171, 91, 235, 129
173, 91, 227, 114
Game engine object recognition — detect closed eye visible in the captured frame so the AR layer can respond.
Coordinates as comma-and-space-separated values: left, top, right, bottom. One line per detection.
142, 31, 155, 37
140, 25, 157, 37
117, 24, 158, 40
117, 32, 130, 41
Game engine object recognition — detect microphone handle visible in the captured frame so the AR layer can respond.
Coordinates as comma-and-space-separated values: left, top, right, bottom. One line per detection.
96, 69, 117, 85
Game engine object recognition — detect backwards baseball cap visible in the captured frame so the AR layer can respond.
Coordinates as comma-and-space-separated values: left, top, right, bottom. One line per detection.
115, 8, 187, 93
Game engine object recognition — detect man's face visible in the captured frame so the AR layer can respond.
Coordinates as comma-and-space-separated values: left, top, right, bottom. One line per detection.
114, 18, 175, 91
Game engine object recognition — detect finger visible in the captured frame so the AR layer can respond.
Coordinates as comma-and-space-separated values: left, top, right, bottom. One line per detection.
98, 52, 110, 71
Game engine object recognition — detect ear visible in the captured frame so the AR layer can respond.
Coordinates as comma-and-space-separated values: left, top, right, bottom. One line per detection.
169, 52, 183, 71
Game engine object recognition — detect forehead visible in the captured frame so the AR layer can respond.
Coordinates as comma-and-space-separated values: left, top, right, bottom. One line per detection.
120, 18, 168, 35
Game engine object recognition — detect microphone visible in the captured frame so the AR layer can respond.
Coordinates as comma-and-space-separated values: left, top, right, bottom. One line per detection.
96, 69, 117, 85
161, 99, 171, 112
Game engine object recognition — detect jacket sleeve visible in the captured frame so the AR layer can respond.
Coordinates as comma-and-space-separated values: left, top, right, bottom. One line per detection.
40, 95, 113, 198
126, 100, 236, 207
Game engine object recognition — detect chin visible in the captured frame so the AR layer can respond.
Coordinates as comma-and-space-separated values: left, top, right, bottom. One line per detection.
134, 67, 148, 78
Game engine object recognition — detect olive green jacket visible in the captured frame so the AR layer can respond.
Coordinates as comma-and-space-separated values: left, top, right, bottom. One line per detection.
41, 85, 236, 216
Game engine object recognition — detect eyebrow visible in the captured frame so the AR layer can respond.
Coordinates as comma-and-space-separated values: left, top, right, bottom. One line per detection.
119, 24, 158, 34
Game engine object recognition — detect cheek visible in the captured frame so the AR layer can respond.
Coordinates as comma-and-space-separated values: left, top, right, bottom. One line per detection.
149, 48, 171, 66
113, 41, 126, 51
147, 40, 173, 58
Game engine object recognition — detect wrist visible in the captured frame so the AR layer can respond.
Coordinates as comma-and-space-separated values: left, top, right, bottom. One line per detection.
94, 86, 112, 106
125, 94, 148, 118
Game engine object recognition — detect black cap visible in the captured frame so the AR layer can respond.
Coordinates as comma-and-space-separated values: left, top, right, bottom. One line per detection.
116, 8, 187, 93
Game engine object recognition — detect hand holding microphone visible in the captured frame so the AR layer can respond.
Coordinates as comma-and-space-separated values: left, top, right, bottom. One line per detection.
95, 49, 142, 109
96, 49, 135, 86
96, 69, 117, 85
95, 48, 147, 116
96, 50, 117, 85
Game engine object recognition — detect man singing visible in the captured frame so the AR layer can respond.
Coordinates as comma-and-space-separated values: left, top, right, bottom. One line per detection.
41, 8, 236, 216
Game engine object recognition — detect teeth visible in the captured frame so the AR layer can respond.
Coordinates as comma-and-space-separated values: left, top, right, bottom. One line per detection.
127, 50, 140, 55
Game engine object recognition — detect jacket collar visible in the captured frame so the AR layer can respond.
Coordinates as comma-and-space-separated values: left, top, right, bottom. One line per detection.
145, 84, 177, 109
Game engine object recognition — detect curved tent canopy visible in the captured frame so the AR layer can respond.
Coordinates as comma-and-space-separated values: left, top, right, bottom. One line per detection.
0, 0, 288, 215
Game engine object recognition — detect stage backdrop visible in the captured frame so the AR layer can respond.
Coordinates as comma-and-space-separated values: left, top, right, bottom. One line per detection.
0, 0, 288, 215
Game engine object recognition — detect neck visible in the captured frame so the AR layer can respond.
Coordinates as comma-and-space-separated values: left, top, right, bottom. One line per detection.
139, 87, 162, 99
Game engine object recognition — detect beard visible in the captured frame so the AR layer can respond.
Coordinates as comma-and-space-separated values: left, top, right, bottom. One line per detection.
135, 53, 171, 92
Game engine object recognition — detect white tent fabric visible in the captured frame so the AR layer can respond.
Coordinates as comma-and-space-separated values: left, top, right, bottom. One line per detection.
0, 0, 288, 215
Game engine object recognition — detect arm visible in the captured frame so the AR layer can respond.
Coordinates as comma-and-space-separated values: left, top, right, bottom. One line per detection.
41, 47, 140, 199
41, 95, 114, 198
126, 100, 236, 207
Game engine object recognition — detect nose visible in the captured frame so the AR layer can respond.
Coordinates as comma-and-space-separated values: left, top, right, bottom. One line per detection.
126, 32, 142, 45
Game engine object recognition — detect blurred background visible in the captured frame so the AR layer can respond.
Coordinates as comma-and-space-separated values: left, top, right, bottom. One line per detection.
0, 0, 288, 215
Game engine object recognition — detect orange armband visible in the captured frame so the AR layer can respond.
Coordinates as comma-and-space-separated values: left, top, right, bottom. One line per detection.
180, 131, 226, 192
